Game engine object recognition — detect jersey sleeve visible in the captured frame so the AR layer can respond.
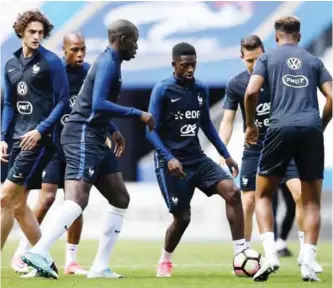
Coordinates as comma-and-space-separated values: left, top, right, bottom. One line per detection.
252, 54, 267, 79
1, 70, 15, 142
91, 57, 142, 118
36, 54, 69, 135
146, 83, 175, 162
200, 85, 231, 159
317, 59, 332, 86
222, 79, 239, 110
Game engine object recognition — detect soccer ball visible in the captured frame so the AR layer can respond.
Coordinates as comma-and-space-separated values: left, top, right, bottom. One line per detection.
233, 249, 261, 277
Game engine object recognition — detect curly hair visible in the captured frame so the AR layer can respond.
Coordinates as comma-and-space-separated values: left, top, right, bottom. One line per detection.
13, 10, 54, 39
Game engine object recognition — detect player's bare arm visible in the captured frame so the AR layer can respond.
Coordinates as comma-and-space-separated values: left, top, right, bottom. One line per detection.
319, 81, 332, 131
244, 75, 263, 146
218, 110, 236, 165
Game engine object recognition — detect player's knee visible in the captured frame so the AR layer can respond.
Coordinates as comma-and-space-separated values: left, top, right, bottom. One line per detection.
174, 210, 191, 227
0, 193, 13, 210
224, 185, 241, 204
40, 193, 56, 210
242, 193, 255, 211
292, 190, 302, 206
107, 189, 130, 209
118, 190, 130, 209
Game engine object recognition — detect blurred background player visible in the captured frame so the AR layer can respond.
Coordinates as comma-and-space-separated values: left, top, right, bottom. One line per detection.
22, 19, 154, 279
273, 184, 295, 257
12, 31, 90, 276
218, 35, 315, 270
244, 16, 332, 282
146, 42, 251, 278
0, 10, 69, 257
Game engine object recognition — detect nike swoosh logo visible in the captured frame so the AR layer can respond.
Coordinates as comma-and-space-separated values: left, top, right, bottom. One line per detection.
8, 68, 15, 72
171, 98, 181, 103
115, 230, 120, 233
13, 174, 24, 179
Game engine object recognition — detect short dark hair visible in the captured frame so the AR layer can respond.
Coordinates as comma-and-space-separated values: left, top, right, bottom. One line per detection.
274, 16, 300, 34
13, 10, 54, 39
172, 42, 196, 60
240, 35, 264, 55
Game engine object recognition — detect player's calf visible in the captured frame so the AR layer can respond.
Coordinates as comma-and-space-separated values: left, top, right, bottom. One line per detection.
38, 190, 57, 213
216, 180, 245, 240
241, 191, 255, 245
1, 181, 25, 249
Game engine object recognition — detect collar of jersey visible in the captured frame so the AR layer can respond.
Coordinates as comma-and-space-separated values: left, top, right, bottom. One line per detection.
62, 57, 86, 71
172, 74, 195, 86
106, 46, 121, 63
281, 43, 298, 47
13, 45, 44, 59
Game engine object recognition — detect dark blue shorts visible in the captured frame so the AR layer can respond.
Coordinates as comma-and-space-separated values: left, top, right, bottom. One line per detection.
7, 140, 54, 190
154, 154, 231, 213
62, 141, 120, 184
42, 146, 66, 188
259, 127, 324, 181
240, 147, 298, 191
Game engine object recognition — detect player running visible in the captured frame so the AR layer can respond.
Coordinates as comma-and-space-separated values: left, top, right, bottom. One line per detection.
12, 31, 90, 276
22, 19, 154, 280
244, 16, 332, 282
147, 42, 254, 278
0, 10, 69, 255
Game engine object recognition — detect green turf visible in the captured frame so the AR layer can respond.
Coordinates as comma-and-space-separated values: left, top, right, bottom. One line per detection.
1, 240, 331, 287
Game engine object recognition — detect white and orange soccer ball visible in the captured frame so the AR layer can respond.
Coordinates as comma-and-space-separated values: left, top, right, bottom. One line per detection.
233, 249, 261, 277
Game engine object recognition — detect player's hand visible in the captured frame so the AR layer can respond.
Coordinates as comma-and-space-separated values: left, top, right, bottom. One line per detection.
105, 136, 112, 149
0, 141, 9, 163
112, 131, 126, 157
168, 158, 186, 178
20, 130, 41, 151
245, 124, 259, 147
225, 157, 239, 178
141, 112, 155, 131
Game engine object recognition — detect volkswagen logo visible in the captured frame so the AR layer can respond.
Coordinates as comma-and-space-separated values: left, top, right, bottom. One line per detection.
17, 81, 28, 96
286, 57, 302, 70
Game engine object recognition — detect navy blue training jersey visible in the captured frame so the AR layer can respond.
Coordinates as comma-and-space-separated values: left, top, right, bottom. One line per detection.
1, 46, 69, 142
223, 69, 270, 145
61, 47, 141, 144
147, 76, 230, 164
59, 61, 90, 129
253, 43, 332, 130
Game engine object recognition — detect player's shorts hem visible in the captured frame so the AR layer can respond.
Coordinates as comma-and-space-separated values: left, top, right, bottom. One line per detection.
42, 178, 59, 185
280, 176, 298, 184
6, 178, 26, 188
258, 171, 285, 178
298, 175, 324, 181
6, 178, 42, 190
168, 205, 191, 214
64, 176, 95, 185
204, 175, 232, 196
241, 188, 256, 192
